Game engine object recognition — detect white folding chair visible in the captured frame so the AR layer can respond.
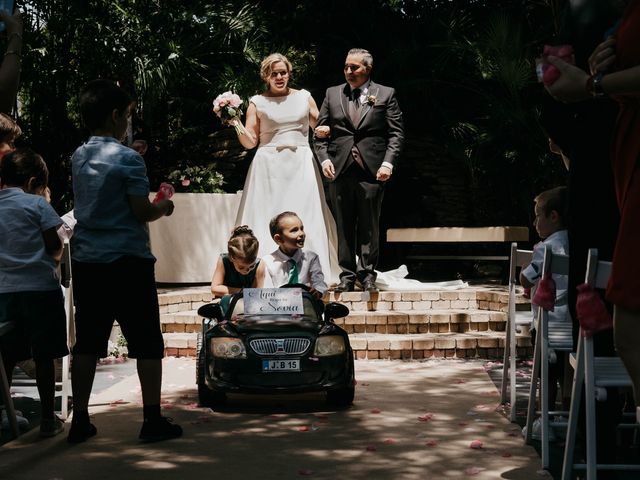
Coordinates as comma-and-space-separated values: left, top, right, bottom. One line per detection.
500, 242, 533, 422
524, 245, 572, 470
58, 241, 74, 420
561, 248, 640, 480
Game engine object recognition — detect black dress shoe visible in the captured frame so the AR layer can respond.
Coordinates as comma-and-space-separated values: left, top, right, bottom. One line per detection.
361, 280, 378, 293
334, 280, 355, 292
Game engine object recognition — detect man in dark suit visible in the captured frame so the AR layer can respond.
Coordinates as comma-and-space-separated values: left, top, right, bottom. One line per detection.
315, 48, 404, 293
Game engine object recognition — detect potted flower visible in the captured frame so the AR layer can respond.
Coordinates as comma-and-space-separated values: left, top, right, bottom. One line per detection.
166, 164, 225, 193
149, 164, 243, 283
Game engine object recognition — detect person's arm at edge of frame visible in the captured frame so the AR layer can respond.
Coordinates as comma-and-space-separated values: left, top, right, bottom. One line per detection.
0, 10, 23, 114
546, 56, 640, 103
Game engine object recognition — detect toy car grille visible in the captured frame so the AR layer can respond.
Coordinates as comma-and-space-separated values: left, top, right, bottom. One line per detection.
249, 338, 311, 355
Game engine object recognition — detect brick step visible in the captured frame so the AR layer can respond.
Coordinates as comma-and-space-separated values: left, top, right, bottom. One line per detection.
157, 286, 531, 315
162, 331, 533, 360
348, 332, 532, 360
160, 308, 513, 334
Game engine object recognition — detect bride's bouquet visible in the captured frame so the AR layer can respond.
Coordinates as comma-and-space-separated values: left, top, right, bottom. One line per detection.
213, 91, 246, 136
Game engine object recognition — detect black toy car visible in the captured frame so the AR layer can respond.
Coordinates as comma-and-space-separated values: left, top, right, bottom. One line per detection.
196, 287, 355, 407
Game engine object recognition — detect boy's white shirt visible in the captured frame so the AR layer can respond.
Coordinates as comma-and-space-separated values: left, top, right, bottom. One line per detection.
521, 229, 570, 326
262, 248, 327, 294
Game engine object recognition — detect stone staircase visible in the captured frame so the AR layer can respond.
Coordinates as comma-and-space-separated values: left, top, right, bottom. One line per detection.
158, 284, 533, 359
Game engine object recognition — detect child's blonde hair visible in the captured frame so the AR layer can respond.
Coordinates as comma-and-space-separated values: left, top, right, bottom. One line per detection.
535, 186, 568, 226
0, 113, 21, 145
228, 225, 259, 263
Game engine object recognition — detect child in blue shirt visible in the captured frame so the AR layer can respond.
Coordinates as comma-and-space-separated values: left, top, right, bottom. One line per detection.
0, 148, 68, 437
68, 80, 181, 444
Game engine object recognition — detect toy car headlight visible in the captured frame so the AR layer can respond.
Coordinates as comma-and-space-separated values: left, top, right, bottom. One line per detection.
211, 337, 247, 359
314, 336, 346, 356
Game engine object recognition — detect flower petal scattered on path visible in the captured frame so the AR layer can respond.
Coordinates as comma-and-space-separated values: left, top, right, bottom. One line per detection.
469, 440, 483, 449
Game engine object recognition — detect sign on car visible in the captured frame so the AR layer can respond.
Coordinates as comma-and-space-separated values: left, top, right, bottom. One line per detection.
243, 288, 304, 315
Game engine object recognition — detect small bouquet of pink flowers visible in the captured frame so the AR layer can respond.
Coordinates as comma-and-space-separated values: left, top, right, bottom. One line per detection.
213, 91, 246, 136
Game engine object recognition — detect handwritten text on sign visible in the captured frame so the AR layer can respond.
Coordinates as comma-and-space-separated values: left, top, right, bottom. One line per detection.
244, 288, 303, 315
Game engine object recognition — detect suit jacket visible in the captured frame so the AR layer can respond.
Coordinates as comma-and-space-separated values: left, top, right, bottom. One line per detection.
314, 81, 404, 177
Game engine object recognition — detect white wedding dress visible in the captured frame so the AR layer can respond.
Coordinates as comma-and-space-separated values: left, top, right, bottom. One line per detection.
235, 89, 339, 284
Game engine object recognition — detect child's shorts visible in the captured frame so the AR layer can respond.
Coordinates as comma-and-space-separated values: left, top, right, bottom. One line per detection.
0, 289, 69, 362
71, 256, 165, 359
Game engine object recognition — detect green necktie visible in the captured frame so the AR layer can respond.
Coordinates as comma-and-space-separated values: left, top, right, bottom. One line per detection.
288, 258, 299, 285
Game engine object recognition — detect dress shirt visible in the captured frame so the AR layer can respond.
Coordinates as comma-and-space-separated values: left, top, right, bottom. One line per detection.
262, 248, 327, 294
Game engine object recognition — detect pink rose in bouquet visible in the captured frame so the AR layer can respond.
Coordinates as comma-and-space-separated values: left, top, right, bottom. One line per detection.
213, 91, 246, 136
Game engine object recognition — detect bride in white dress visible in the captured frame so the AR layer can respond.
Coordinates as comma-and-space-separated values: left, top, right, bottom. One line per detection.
232, 53, 339, 283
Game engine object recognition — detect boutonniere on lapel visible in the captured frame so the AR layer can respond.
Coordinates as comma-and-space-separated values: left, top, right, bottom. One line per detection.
365, 94, 377, 106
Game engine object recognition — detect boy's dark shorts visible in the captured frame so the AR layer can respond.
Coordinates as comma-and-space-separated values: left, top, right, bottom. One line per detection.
0, 289, 70, 362
72, 256, 164, 359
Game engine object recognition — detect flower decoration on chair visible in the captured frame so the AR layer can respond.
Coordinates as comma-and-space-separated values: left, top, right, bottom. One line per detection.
532, 273, 556, 312
167, 164, 225, 193
575, 283, 613, 337
213, 91, 247, 136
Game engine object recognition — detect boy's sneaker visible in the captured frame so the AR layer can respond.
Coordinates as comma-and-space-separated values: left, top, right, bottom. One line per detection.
67, 419, 97, 444
139, 416, 182, 443
40, 417, 65, 438
1, 408, 30, 432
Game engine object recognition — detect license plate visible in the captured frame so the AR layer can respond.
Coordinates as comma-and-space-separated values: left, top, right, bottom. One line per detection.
262, 359, 300, 372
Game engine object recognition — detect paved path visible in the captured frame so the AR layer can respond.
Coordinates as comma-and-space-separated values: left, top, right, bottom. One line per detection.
0, 358, 546, 480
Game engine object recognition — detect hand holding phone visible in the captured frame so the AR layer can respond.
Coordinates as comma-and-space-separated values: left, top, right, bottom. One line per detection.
536, 45, 576, 86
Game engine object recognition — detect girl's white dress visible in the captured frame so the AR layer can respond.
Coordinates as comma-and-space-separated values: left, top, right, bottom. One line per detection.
235, 89, 339, 283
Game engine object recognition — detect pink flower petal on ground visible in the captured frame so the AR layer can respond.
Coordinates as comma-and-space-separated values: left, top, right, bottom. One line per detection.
465, 466, 485, 475
455, 379, 467, 384
107, 374, 115, 380
383, 438, 396, 444
370, 408, 382, 414
365, 444, 377, 452
425, 439, 438, 447
458, 421, 469, 427
187, 402, 200, 409
469, 440, 483, 449
297, 425, 310, 432
298, 469, 313, 476
360, 382, 370, 386
418, 413, 434, 422
480, 390, 498, 397
109, 399, 127, 406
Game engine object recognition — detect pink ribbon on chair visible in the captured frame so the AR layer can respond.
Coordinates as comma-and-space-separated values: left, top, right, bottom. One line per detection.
532, 273, 556, 311
576, 283, 613, 337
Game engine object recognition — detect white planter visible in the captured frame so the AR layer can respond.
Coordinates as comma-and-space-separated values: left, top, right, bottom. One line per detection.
148, 192, 242, 283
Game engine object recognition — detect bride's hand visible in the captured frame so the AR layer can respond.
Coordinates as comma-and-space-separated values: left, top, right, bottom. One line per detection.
314, 126, 330, 139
